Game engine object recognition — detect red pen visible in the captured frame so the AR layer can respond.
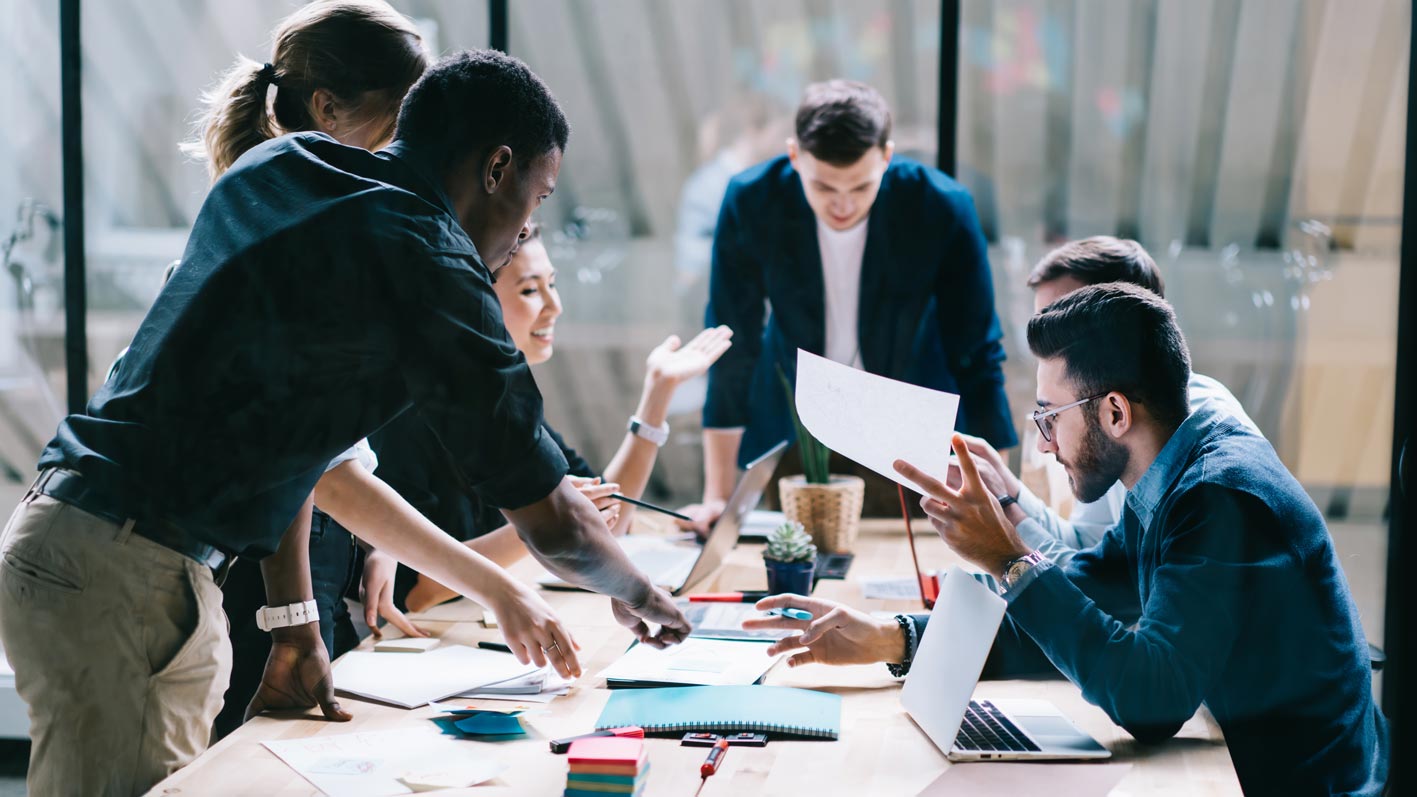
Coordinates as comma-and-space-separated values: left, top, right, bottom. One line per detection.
696, 738, 728, 793
688, 592, 769, 603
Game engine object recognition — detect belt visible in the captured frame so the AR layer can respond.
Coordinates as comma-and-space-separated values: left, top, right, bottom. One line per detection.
32, 468, 230, 575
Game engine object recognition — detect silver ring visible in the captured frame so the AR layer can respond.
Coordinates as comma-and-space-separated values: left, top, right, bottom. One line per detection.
547, 641, 562, 653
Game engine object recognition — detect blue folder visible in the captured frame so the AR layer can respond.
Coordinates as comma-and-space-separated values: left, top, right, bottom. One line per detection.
594, 685, 841, 739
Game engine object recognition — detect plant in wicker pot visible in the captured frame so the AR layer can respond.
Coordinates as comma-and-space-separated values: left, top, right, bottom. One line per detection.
763, 521, 817, 596
778, 369, 866, 554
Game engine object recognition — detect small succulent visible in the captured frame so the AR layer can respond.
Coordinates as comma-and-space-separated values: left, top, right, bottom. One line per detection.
764, 521, 817, 564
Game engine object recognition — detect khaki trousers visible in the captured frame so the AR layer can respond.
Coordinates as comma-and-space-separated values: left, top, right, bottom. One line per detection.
0, 493, 231, 796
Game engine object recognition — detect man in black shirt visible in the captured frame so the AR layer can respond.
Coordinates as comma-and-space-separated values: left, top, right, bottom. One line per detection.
0, 50, 688, 796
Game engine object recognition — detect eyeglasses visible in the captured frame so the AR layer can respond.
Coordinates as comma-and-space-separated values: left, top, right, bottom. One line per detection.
1030, 394, 1107, 442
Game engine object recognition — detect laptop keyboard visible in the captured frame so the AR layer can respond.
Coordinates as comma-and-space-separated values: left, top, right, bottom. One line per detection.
953, 700, 1041, 753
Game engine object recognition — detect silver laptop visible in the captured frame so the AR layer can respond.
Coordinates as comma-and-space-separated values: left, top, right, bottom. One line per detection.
539, 441, 787, 596
901, 568, 1110, 761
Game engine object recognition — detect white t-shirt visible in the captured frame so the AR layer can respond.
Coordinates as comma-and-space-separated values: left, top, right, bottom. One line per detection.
816, 218, 868, 369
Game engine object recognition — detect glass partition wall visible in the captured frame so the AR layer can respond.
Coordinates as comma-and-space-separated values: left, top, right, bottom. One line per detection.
3, 0, 1405, 708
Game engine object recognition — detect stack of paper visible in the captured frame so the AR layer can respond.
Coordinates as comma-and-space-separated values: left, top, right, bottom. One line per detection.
597, 638, 782, 688
565, 737, 649, 797
457, 666, 575, 703
334, 645, 539, 708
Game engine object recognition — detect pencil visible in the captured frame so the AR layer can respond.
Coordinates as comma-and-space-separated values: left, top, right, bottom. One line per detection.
608, 493, 693, 522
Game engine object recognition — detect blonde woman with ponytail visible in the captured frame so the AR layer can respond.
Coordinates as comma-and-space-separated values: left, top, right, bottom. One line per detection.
184, 0, 425, 178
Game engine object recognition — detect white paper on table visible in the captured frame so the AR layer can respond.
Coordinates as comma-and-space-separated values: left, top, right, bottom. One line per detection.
739, 509, 786, 540
862, 576, 931, 600
262, 726, 506, 797
598, 638, 782, 686
334, 645, 538, 708
794, 350, 960, 493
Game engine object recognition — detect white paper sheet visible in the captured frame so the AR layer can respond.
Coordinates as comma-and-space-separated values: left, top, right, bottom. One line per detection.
794, 350, 960, 493
263, 727, 506, 797
862, 576, 930, 600
597, 638, 783, 686
334, 645, 538, 709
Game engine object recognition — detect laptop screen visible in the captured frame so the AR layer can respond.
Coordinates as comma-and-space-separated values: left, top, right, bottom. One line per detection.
678, 440, 788, 593
900, 568, 1008, 754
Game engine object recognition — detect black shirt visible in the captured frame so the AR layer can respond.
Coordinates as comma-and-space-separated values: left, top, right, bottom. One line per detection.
39, 133, 568, 557
370, 408, 596, 612
370, 409, 595, 544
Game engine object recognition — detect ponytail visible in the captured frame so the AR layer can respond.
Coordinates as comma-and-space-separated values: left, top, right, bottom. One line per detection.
182, 1, 427, 183
181, 55, 281, 181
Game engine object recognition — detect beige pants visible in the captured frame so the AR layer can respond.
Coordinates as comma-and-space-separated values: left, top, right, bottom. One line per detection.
0, 493, 232, 796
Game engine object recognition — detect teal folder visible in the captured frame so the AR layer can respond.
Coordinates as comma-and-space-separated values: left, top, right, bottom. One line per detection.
594, 685, 841, 739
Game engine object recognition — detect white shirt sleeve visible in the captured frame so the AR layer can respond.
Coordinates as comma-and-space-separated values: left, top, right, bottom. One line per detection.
1013, 481, 1124, 566
324, 438, 378, 474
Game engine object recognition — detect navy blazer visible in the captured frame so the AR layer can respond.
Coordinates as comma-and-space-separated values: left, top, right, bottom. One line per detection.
703, 155, 1017, 465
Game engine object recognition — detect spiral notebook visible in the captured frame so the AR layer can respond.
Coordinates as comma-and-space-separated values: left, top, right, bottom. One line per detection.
594, 685, 841, 739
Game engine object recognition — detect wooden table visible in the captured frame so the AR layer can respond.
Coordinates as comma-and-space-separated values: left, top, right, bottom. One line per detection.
149, 520, 1241, 796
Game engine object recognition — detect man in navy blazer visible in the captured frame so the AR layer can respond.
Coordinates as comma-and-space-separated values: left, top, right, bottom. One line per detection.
689, 80, 1015, 524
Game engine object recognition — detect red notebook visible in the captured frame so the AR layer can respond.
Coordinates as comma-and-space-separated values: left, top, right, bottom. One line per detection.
567, 737, 646, 767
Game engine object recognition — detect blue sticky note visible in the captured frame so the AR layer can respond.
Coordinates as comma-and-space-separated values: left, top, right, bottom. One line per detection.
454, 712, 526, 736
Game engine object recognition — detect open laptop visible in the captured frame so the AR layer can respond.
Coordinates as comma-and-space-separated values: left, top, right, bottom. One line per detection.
539, 441, 788, 596
901, 568, 1111, 761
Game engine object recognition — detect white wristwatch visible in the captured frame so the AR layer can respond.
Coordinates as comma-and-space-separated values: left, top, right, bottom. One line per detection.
627, 415, 669, 447
255, 599, 319, 632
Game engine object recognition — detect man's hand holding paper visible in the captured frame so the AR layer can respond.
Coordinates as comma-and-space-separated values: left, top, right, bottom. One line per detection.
894, 435, 1031, 580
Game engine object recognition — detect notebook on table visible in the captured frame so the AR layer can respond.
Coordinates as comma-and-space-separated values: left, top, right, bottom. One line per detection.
333, 645, 538, 709
595, 685, 841, 739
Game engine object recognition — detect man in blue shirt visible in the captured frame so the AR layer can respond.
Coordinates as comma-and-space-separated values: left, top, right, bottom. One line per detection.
688, 80, 1014, 526
963, 236, 1263, 565
757, 283, 1388, 795
0, 51, 688, 796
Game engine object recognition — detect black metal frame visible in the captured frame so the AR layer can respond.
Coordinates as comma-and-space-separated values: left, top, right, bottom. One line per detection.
937, 0, 960, 177
1382, 0, 1417, 785
61, 0, 87, 415
489, 0, 509, 53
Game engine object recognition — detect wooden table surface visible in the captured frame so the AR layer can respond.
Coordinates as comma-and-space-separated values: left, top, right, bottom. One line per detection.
149, 520, 1240, 796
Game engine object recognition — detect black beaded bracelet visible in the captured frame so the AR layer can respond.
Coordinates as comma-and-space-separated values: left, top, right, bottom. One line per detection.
886, 614, 917, 678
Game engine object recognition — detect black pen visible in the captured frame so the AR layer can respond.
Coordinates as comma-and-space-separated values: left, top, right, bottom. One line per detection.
477, 641, 512, 654
609, 493, 693, 522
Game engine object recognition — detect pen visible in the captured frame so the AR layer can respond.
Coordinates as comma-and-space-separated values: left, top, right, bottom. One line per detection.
688, 592, 770, 603
549, 726, 644, 754
608, 493, 694, 522
695, 738, 729, 795
477, 641, 512, 654
766, 607, 813, 621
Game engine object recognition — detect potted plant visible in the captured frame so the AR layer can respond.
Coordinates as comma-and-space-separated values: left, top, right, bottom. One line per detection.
777, 369, 865, 553
763, 521, 817, 595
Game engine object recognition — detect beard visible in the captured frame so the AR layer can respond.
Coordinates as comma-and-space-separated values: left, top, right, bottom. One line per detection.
1062, 411, 1130, 504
